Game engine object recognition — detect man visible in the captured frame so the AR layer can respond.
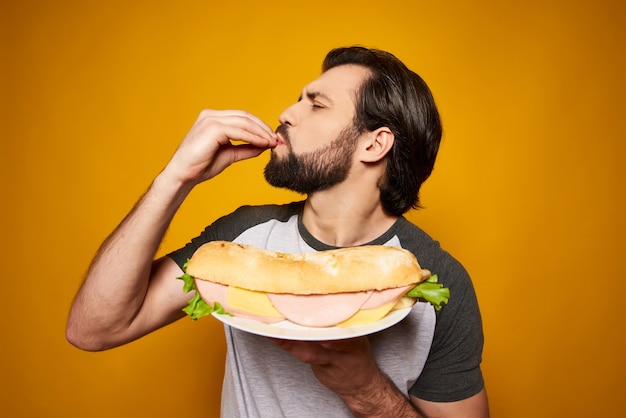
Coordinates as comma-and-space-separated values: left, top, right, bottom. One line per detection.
67, 46, 488, 417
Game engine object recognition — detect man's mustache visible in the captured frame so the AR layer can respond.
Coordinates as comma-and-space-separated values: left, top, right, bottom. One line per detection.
275, 124, 290, 144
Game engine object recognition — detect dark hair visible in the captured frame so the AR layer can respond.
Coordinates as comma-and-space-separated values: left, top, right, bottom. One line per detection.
322, 46, 442, 215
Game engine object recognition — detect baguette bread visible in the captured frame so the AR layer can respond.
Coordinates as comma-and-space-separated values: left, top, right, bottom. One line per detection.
186, 241, 423, 294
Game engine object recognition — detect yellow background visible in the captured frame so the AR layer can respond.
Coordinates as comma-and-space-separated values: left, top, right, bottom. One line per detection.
2, 0, 624, 416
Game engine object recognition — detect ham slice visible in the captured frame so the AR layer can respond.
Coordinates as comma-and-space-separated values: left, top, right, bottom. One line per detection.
267, 291, 372, 327
360, 285, 414, 309
196, 279, 415, 328
195, 279, 229, 307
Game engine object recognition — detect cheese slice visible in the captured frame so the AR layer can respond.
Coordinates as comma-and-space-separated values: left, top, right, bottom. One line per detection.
337, 285, 415, 327
227, 286, 284, 319
336, 301, 396, 327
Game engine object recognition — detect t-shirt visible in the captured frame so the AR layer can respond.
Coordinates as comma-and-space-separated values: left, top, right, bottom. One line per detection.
168, 201, 484, 417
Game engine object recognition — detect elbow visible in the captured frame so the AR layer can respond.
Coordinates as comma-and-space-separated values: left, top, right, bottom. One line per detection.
66, 326, 105, 352
65, 316, 116, 352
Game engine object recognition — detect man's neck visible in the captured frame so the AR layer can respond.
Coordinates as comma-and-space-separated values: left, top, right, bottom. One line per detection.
302, 189, 398, 247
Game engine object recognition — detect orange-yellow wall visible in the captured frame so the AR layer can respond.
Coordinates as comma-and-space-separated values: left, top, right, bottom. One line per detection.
2, 0, 625, 416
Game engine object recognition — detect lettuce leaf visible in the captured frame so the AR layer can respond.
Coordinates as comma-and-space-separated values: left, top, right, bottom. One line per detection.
405, 274, 450, 311
177, 260, 230, 321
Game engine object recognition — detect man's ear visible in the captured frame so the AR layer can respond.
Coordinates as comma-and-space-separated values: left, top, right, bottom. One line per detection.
358, 127, 395, 163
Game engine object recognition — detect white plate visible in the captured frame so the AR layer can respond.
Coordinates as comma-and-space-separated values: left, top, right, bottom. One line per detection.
211, 307, 412, 341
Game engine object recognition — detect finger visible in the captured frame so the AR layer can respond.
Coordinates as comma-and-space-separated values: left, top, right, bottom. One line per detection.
199, 109, 277, 140
217, 124, 277, 148
229, 143, 269, 163
318, 337, 368, 353
270, 339, 334, 365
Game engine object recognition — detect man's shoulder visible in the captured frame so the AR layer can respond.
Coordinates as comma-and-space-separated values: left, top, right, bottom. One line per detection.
393, 217, 470, 287
392, 217, 441, 256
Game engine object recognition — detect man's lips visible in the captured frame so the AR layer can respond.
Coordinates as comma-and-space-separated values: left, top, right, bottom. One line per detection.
275, 125, 290, 147
273, 134, 290, 150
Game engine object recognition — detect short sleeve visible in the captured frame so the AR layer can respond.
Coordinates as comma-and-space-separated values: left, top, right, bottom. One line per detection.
409, 258, 484, 401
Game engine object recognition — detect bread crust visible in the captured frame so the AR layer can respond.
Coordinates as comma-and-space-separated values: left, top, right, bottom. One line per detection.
186, 241, 423, 294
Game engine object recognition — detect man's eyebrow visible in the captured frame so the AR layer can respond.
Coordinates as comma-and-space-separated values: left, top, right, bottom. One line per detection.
300, 89, 334, 105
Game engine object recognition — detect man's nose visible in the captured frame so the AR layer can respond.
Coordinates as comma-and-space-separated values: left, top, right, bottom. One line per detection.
278, 102, 298, 127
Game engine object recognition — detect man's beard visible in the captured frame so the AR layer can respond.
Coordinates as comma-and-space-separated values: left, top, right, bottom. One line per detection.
264, 125, 360, 195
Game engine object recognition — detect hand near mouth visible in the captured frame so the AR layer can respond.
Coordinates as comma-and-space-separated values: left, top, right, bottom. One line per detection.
163, 109, 278, 186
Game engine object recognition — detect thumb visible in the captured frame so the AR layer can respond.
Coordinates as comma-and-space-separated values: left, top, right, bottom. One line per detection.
230, 143, 270, 163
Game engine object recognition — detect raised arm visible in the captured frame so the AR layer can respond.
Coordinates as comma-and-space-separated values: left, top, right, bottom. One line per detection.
66, 110, 277, 351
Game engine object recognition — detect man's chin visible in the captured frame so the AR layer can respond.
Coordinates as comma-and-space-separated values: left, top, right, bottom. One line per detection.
264, 166, 305, 195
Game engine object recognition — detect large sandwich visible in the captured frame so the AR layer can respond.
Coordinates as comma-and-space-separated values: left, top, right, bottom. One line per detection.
178, 241, 449, 327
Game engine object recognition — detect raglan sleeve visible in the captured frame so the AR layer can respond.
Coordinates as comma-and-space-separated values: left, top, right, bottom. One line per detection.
166, 206, 255, 269
409, 254, 485, 402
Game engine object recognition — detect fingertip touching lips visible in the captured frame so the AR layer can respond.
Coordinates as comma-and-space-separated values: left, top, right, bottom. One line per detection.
275, 124, 290, 145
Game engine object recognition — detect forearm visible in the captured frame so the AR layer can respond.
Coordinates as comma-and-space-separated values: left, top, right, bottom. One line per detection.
340, 370, 422, 418
275, 338, 423, 417
67, 171, 193, 350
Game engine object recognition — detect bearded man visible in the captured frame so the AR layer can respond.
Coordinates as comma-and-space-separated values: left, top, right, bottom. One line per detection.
67, 46, 488, 417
